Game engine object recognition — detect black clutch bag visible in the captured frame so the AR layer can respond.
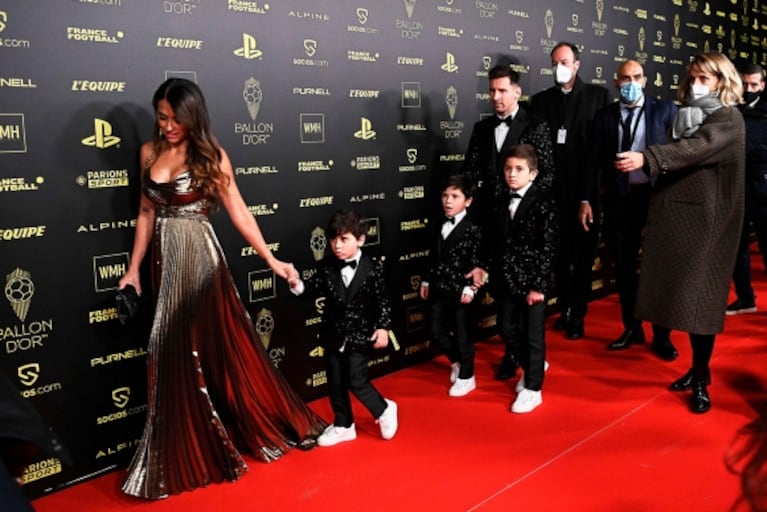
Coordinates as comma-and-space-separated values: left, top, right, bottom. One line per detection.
115, 285, 141, 325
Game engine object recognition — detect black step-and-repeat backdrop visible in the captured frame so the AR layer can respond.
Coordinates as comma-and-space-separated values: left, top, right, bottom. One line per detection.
1, 0, 763, 499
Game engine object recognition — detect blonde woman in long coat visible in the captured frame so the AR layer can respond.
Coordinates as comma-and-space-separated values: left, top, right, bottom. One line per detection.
616, 53, 745, 414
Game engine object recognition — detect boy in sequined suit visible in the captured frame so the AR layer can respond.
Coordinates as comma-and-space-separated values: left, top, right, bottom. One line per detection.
289, 209, 398, 446
420, 175, 482, 397
488, 145, 558, 414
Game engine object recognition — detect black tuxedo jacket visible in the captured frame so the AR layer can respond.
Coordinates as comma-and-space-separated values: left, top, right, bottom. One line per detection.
529, 77, 611, 202
302, 253, 392, 353
583, 95, 677, 202
461, 106, 555, 228
423, 216, 482, 298
486, 185, 558, 296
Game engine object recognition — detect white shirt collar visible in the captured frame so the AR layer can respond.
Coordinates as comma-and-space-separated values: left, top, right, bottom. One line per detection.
511, 182, 534, 198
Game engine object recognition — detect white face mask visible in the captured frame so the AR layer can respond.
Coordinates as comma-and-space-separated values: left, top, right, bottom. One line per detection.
690, 84, 711, 100
554, 64, 574, 86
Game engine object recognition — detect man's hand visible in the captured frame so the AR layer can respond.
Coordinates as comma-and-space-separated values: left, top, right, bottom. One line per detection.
579, 202, 593, 232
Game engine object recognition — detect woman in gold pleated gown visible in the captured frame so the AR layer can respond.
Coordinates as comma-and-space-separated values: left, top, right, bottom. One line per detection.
117, 78, 327, 499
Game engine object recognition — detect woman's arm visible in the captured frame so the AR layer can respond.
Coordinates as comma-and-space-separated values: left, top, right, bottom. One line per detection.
118, 144, 156, 295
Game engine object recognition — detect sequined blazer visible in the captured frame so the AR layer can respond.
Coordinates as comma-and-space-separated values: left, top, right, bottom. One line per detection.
486, 184, 559, 296
423, 216, 481, 298
302, 253, 392, 352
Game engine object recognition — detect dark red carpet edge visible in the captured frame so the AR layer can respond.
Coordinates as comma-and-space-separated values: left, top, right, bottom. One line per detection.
34, 261, 767, 511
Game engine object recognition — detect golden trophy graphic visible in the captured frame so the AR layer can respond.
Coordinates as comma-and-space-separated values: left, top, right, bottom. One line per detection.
255, 308, 275, 351
5, 268, 33, 322
243, 76, 263, 121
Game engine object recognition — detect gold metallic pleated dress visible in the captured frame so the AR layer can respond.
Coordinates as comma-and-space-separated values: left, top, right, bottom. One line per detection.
122, 171, 326, 499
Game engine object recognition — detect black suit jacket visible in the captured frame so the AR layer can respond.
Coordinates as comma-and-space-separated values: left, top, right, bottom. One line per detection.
423, 216, 482, 298
583, 95, 677, 203
486, 185, 558, 296
529, 77, 611, 203
301, 253, 392, 352
461, 106, 555, 228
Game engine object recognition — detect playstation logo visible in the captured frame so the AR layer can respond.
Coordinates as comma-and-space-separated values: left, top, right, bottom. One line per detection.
81, 119, 121, 149
354, 117, 376, 140
234, 33, 263, 59
440, 52, 458, 73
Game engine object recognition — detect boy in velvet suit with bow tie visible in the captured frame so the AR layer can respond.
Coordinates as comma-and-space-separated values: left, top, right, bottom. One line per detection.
289, 209, 398, 446
420, 175, 482, 397
489, 144, 558, 413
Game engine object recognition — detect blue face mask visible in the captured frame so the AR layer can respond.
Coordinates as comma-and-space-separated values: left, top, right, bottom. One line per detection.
619, 81, 643, 104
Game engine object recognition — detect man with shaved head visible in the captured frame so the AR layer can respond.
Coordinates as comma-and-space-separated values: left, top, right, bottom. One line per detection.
579, 59, 679, 360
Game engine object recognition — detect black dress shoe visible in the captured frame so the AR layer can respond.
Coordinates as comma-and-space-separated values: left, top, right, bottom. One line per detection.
607, 329, 645, 350
553, 308, 572, 331
689, 379, 711, 413
566, 318, 584, 340
495, 356, 518, 381
651, 338, 678, 361
670, 369, 711, 391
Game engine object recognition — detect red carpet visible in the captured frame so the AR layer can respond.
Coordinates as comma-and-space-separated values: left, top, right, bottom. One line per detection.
33, 258, 767, 511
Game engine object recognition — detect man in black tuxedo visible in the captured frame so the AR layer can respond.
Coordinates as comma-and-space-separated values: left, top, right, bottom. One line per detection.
461, 64, 554, 380
579, 59, 678, 360
529, 41, 611, 340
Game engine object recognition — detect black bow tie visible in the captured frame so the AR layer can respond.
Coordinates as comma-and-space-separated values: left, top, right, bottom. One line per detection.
494, 116, 512, 127
510, 192, 522, 199
339, 259, 357, 270
444, 216, 456, 225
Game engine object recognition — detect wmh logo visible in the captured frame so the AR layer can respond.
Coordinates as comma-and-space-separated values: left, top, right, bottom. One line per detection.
300, 113, 325, 143
93, 253, 129, 292
0, 113, 27, 153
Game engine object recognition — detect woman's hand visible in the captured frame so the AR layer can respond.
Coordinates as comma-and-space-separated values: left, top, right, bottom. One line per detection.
268, 258, 295, 281
118, 270, 142, 296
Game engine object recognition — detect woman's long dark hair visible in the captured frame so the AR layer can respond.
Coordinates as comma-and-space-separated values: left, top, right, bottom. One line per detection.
149, 78, 228, 203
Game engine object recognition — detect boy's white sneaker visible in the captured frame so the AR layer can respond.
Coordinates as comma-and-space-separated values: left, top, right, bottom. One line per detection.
511, 389, 543, 414
317, 424, 357, 447
376, 399, 398, 440
448, 376, 476, 397
450, 362, 461, 384
516, 360, 550, 393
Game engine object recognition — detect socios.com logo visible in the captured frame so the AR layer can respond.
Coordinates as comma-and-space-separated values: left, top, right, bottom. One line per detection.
18, 363, 40, 387
112, 387, 130, 408
81, 119, 121, 149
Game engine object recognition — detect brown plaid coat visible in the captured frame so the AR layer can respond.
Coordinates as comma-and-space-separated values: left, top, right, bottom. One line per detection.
635, 107, 745, 335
